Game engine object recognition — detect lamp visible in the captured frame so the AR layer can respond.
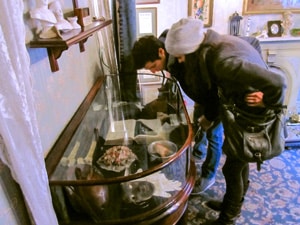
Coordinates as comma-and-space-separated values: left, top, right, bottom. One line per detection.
230, 11, 243, 36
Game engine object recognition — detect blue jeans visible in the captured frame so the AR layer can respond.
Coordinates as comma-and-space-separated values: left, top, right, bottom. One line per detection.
193, 129, 208, 158
194, 119, 223, 179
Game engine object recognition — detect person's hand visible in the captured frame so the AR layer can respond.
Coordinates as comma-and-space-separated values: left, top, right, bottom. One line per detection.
244, 91, 265, 107
198, 115, 213, 131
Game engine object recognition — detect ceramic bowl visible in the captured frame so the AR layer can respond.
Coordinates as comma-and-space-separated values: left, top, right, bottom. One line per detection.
148, 140, 177, 162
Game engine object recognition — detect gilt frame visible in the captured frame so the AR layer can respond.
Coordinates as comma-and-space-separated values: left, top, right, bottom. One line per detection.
136, 0, 160, 4
243, 0, 300, 14
188, 0, 214, 27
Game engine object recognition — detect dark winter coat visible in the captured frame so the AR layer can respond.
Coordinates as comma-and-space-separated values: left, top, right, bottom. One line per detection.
166, 29, 286, 121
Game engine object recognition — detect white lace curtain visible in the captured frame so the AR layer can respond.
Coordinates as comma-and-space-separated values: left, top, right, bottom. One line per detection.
0, 1, 58, 224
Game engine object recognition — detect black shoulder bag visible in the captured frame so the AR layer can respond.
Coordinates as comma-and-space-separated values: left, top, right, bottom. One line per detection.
220, 91, 287, 171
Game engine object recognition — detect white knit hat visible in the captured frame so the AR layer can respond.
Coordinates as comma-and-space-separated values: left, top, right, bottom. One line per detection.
165, 18, 204, 56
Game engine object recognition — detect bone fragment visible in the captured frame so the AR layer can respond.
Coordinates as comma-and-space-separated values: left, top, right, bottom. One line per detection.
60, 141, 80, 167
77, 140, 97, 165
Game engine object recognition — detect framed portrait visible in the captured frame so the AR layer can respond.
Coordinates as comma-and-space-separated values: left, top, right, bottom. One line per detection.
188, 0, 214, 27
136, 0, 160, 4
243, 0, 300, 14
136, 7, 157, 37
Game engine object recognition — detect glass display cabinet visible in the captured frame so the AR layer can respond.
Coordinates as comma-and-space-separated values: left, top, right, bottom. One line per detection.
46, 73, 196, 225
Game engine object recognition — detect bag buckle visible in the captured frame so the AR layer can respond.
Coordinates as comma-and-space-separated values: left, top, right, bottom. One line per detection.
245, 125, 261, 133
247, 126, 256, 133
254, 152, 263, 171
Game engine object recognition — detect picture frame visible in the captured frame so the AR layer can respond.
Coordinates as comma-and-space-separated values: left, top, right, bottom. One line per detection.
243, 0, 300, 14
136, 0, 160, 4
136, 7, 157, 37
188, 0, 214, 27
267, 20, 283, 37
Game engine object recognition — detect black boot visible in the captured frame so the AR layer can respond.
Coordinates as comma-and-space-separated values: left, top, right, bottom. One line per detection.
211, 198, 243, 225
205, 199, 222, 211
206, 180, 250, 212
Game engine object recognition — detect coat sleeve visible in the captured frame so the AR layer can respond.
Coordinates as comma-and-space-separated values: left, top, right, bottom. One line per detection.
214, 57, 287, 108
203, 85, 220, 121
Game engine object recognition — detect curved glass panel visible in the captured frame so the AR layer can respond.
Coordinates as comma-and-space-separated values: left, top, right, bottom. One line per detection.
49, 74, 194, 224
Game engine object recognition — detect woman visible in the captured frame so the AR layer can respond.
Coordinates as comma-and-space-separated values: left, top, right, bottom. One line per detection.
165, 18, 286, 224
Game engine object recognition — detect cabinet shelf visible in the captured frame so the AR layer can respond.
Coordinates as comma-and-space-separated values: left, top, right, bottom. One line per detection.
29, 19, 112, 72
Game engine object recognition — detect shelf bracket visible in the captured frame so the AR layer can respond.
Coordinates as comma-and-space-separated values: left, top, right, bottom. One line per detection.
79, 38, 88, 52
47, 47, 68, 72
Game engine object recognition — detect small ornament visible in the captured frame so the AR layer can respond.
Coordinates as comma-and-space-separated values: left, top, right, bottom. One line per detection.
68, 16, 81, 29
230, 11, 243, 36
282, 11, 294, 36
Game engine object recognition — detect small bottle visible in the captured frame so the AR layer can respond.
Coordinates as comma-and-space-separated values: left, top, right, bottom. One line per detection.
245, 17, 251, 37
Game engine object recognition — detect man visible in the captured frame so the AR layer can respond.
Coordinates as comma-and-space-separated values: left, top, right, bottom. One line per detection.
132, 29, 224, 194
165, 18, 286, 224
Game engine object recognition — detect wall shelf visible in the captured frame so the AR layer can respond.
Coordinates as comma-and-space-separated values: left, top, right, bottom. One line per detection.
29, 19, 112, 72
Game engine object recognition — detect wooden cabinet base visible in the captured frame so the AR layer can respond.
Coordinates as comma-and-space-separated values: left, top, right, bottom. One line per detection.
57, 161, 196, 225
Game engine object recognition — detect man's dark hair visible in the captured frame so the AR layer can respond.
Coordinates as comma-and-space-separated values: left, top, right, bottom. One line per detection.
132, 35, 165, 70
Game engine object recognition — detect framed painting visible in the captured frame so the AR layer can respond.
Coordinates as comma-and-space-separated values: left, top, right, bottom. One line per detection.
136, 7, 157, 37
136, 0, 160, 4
243, 0, 300, 14
188, 0, 214, 27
